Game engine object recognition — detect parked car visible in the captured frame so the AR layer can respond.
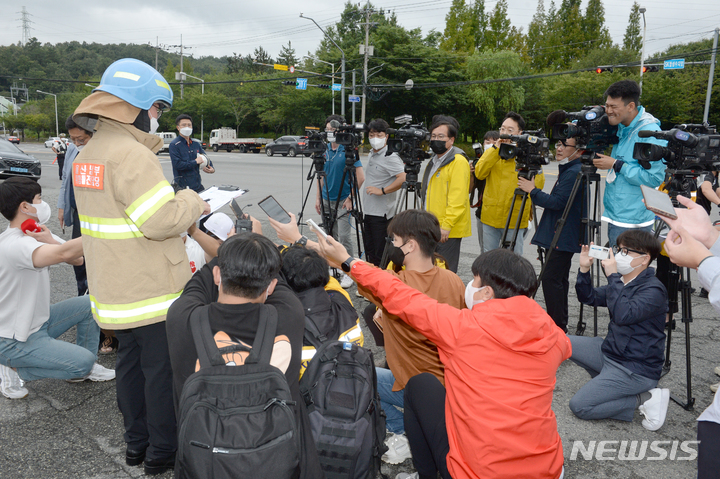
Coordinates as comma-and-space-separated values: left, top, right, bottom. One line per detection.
265, 135, 308, 157
0, 139, 42, 180
7, 136, 20, 144
44, 137, 69, 149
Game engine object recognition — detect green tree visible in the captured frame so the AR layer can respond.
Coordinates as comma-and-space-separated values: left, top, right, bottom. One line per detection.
276, 41, 298, 68
440, 0, 475, 53
484, 0, 523, 52
253, 46, 273, 64
465, 50, 525, 129
526, 0, 547, 69
582, 0, 612, 50
623, 2, 642, 53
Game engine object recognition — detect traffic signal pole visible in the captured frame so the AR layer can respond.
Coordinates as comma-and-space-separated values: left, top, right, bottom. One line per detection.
704, 28, 719, 124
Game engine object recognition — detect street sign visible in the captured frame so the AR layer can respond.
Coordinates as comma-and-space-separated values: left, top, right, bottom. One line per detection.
273, 63, 288, 71
296, 78, 308, 90
289, 66, 295, 73
332, 83, 341, 91
348, 95, 361, 103
664, 59, 685, 70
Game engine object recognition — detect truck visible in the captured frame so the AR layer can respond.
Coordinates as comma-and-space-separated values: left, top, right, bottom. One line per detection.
208, 127, 269, 153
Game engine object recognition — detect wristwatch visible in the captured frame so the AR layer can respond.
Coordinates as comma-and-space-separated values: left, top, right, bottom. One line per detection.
341, 256, 354, 273
294, 235, 308, 247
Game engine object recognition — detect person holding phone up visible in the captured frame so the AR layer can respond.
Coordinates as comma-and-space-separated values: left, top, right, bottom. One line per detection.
567, 230, 670, 431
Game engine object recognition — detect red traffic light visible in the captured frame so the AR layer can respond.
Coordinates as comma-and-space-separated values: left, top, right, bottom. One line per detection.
595, 66, 614, 73
642, 65, 660, 73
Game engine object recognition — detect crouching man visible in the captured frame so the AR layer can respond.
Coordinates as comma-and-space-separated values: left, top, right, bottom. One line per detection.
569, 230, 669, 431
316, 236, 570, 479
0, 178, 114, 399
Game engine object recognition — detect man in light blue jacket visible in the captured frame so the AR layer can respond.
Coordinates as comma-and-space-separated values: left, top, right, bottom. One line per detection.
592, 80, 666, 248
57, 115, 93, 296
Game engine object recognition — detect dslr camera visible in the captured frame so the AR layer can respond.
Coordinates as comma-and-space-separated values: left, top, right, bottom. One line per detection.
633, 124, 720, 172
499, 128, 551, 177
551, 106, 619, 157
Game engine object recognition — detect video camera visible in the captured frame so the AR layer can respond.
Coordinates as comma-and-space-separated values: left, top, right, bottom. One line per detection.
386, 114, 431, 180
333, 121, 366, 150
551, 106, 619, 154
304, 127, 328, 156
499, 128, 550, 177
633, 124, 720, 172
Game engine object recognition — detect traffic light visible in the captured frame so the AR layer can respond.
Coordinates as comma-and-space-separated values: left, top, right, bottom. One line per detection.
315, 84, 331, 89
281, 80, 296, 86
643, 65, 660, 73
595, 66, 614, 73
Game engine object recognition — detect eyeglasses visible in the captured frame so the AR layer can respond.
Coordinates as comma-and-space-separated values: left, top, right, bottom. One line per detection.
430, 134, 448, 140
555, 141, 576, 149
612, 245, 646, 256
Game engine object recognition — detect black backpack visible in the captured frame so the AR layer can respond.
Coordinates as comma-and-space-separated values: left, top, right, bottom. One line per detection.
176, 306, 300, 479
299, 340, 387, 479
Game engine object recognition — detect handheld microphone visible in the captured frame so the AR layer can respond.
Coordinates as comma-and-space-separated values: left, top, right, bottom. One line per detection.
21, 219, 42, 234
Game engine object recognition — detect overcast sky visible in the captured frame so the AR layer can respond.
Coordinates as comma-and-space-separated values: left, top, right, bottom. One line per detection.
2, 0, 719, 63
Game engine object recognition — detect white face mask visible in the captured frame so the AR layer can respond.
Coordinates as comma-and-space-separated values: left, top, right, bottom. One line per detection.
465, 280, 488, 309
483, 141, 493, 150
327, 132, 336, 143
149, 117, 159, 135
369, 137, 386, 151
615, 251, 646, 276
27, 200, 52, 225
557, 148, 577, 165
180, 127, 193, 137
76, 145, 85, 152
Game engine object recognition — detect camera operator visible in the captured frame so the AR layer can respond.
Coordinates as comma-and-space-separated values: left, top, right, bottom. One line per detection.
316, 115, 364, 288
593, 80, 665, 248
661, 194, 720, 478
360, 118, 406, 266
518, 134, 584, 332
475, 112, 545, 254
420, 115, 471, 273
470, 131, 499, 252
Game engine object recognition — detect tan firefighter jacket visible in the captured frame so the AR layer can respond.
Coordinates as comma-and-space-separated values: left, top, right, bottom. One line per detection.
72, 92, 206, 330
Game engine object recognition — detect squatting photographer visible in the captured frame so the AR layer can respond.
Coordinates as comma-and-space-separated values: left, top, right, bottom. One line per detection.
592, 80, 666, 248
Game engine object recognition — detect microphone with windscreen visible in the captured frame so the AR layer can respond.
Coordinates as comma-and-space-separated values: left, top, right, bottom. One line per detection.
21, 219, 42, 234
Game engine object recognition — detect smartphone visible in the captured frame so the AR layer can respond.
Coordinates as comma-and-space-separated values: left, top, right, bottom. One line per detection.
258, 195, 292, 224
641, 185, 677, 220
230, 199, 245, 218
588, 244, 610, 260
306, 218, 328, 240
230, 199, 253, 233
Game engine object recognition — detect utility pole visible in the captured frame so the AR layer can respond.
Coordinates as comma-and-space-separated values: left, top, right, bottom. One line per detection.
704, 28, 719, 124
168, 36, 192, 99
638, 7, 647, 96
358, 3, 376, 126
155, 37, 159, 70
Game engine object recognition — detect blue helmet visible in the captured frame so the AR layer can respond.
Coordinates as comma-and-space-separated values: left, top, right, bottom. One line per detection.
95, 58, 173, 111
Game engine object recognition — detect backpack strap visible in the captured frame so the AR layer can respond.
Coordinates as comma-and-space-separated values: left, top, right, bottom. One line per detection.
244, 305, 278, 365
189, 306, 227, 368
303, 315, 327, 349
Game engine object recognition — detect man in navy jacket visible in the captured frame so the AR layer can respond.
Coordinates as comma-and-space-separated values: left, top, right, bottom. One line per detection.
169, 114, 214, 192
519, 136, 585, 332
569, 230, 669, 431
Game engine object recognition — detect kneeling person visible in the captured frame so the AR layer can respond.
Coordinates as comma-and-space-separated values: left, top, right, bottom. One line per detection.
570, 230, 669, 430
0, 178, 114, 399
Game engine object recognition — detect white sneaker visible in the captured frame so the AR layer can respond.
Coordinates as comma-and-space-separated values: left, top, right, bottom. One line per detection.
382, 432, 412, 464
340, 273, 354, 289
395, 473, 418, 479
0, 364, 29, 399
67, 363, 116, 383
714, 366, 720, 377
639, 388, 670, 431
711, 382, 719, 393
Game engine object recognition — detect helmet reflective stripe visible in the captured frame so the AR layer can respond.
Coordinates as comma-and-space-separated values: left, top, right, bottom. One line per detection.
95, 58, 173, 110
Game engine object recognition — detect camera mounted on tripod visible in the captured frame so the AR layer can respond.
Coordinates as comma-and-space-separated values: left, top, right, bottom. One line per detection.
498, 128, 550, 178
550, 106, 619, 165
304, 127, 329, 156
387, 114, 431, 180
633, 123, 720, 173
333, 121, 366, 151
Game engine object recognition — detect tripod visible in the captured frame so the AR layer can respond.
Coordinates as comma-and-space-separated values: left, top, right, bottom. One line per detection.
379, 161, 423, 269
653, 171, 698, 411
499, 168, 543, 260
534, 155, 603, 336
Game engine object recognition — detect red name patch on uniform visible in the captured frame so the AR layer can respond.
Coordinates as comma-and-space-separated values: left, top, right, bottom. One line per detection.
73, 163, 104, 190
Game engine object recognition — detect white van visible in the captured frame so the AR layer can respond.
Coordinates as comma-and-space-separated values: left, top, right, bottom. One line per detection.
155, 132, 177, 154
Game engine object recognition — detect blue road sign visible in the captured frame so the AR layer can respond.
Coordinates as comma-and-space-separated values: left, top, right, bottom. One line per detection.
348, 95, 361, 103
332, 83, 341, 91
296, 78, 308, 90
663, 59, 685, 70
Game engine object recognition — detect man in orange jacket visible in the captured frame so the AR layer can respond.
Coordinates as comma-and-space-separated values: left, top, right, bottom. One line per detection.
316, 238, 570, 479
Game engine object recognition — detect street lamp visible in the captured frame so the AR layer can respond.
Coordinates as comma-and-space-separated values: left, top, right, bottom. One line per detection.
184, 73, 206, 143
304, 55, 336, 115
300, 13, 346, 118
36, 90, 58, 138
639, 6, 647, 96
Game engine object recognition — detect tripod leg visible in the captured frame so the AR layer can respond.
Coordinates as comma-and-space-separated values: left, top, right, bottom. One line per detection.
668, 267, 695, 410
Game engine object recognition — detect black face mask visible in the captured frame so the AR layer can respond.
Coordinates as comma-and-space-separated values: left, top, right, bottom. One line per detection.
388, 242, 408, 267
132, 109, 151, 133
430, 140, 448, 155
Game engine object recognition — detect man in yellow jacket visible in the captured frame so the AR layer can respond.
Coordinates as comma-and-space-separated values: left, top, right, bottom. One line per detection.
72, 58, 209, 476
475, 112, 545, 254
420, 115, 471, 273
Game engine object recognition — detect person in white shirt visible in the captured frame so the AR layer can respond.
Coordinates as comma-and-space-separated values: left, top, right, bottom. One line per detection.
0, 177, 114, 399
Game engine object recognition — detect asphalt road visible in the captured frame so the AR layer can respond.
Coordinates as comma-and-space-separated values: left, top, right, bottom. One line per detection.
1, 142, 717, 478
